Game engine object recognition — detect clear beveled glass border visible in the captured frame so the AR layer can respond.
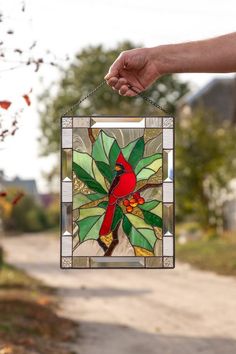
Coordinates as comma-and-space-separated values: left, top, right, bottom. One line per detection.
60, 116, 175, 269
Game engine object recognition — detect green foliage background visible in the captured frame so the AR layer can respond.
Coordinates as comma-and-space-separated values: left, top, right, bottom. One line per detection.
176, 111, 236, 231
1, 189, 59, 233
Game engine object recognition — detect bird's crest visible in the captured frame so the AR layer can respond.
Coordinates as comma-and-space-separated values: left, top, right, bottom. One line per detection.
116, 151, 132, 171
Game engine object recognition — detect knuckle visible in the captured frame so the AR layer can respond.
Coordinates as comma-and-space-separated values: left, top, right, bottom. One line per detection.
119, 51, 128, 60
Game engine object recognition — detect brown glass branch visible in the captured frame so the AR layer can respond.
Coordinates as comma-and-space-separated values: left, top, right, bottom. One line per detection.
136, 182, 162, 194
97, 238, 108, 252
121, 182, 162, 201
88, 127, 95, 144
104, 220, 121, 256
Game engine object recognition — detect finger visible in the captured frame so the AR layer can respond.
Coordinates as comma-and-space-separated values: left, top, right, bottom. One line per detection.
124, 89, 138, 97
113, 78, 127, 90
118, 85, 129, 95
106, 77, 118, 87
105, 68, 119, 81
118, 85, 137, 97
119, 85, 139, 97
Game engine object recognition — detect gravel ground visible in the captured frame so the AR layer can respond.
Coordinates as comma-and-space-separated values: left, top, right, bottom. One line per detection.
2, 233, 236, 354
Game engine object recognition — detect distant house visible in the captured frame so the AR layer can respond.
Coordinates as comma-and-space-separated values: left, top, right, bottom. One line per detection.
179, 78, 236, 232
0, 170, 39, 202
180, 77, 236, 123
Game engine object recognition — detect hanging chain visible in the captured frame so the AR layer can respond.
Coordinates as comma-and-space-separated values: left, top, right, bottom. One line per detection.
62, 80, 169, 116
62, 81, 106, 116
128, 85, 168, 114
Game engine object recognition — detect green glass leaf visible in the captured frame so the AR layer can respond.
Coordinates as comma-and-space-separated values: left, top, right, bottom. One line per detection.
135, 153, 162, 181
79, 206, 104, 219
98, 201, 124, 230
73, 192, 105, 209
122, 214, 157, 252
139, 200, 162, 228
95, 161, 115, 183
73, 151, 107, 194
76, 207, 105, 242
139, 200, 160, 211
122, 137, 144, 168
109, 138, 120, 169
92, 131, 120, 182
142, 210, 162, 228
78, 216, 100, 241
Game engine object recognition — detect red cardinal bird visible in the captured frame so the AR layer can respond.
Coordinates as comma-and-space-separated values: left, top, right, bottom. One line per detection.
99, 152, 136, 236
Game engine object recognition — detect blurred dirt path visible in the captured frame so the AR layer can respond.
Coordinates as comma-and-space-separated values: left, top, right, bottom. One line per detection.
2, 233, 236, 354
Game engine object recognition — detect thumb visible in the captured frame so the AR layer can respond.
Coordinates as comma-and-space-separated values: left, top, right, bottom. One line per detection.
104, 53, 126, 80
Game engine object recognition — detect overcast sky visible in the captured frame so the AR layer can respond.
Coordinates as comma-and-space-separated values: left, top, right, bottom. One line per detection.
0, 0, 235, 192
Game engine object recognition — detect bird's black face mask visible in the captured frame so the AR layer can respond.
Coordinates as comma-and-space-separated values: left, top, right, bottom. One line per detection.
114, 163, 124, 176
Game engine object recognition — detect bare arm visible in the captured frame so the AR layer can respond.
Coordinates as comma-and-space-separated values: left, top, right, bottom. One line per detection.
105, 33, 236, 96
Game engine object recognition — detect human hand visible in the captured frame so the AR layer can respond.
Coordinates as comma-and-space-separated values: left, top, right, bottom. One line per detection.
105, 33, 236, 97
104, 48, 163, 96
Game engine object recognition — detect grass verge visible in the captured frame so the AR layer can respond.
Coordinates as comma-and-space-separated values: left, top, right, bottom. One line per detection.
177, 237, 236, 276
0, 263, 78, 354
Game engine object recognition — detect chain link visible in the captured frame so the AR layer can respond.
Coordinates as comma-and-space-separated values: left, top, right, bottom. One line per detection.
62, 80, 169, 116
62, 81, 106, 116
128, 86, 169, 114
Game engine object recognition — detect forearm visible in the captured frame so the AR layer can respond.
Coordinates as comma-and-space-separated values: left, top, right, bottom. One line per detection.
151, 32, 236, 75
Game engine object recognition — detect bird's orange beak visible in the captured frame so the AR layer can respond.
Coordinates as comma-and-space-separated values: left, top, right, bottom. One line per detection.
115, 165, 122, 171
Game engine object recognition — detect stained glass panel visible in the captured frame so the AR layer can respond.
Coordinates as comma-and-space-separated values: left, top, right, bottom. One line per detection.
60, 116, 175, 269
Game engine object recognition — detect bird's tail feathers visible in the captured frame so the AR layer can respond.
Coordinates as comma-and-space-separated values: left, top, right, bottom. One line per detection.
99, 202, 116, 236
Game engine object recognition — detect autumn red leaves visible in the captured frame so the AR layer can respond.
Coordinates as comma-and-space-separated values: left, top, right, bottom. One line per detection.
0, 93, 31, 111
0, 91, 32, 141
0, 191, 24, 205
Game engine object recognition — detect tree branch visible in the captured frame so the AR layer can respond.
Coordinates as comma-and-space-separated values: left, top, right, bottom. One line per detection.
136, 182, 162, 194
104, 220, 121, 256
88, 127, 95, 144
97, 238, 108, 252
120, 183, 162, 201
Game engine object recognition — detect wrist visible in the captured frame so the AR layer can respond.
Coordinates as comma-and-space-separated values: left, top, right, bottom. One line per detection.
148, 45, 179, 76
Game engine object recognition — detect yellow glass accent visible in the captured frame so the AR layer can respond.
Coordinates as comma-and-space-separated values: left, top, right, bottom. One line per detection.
134, 247, 154, 256
100, 233, 113, 247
